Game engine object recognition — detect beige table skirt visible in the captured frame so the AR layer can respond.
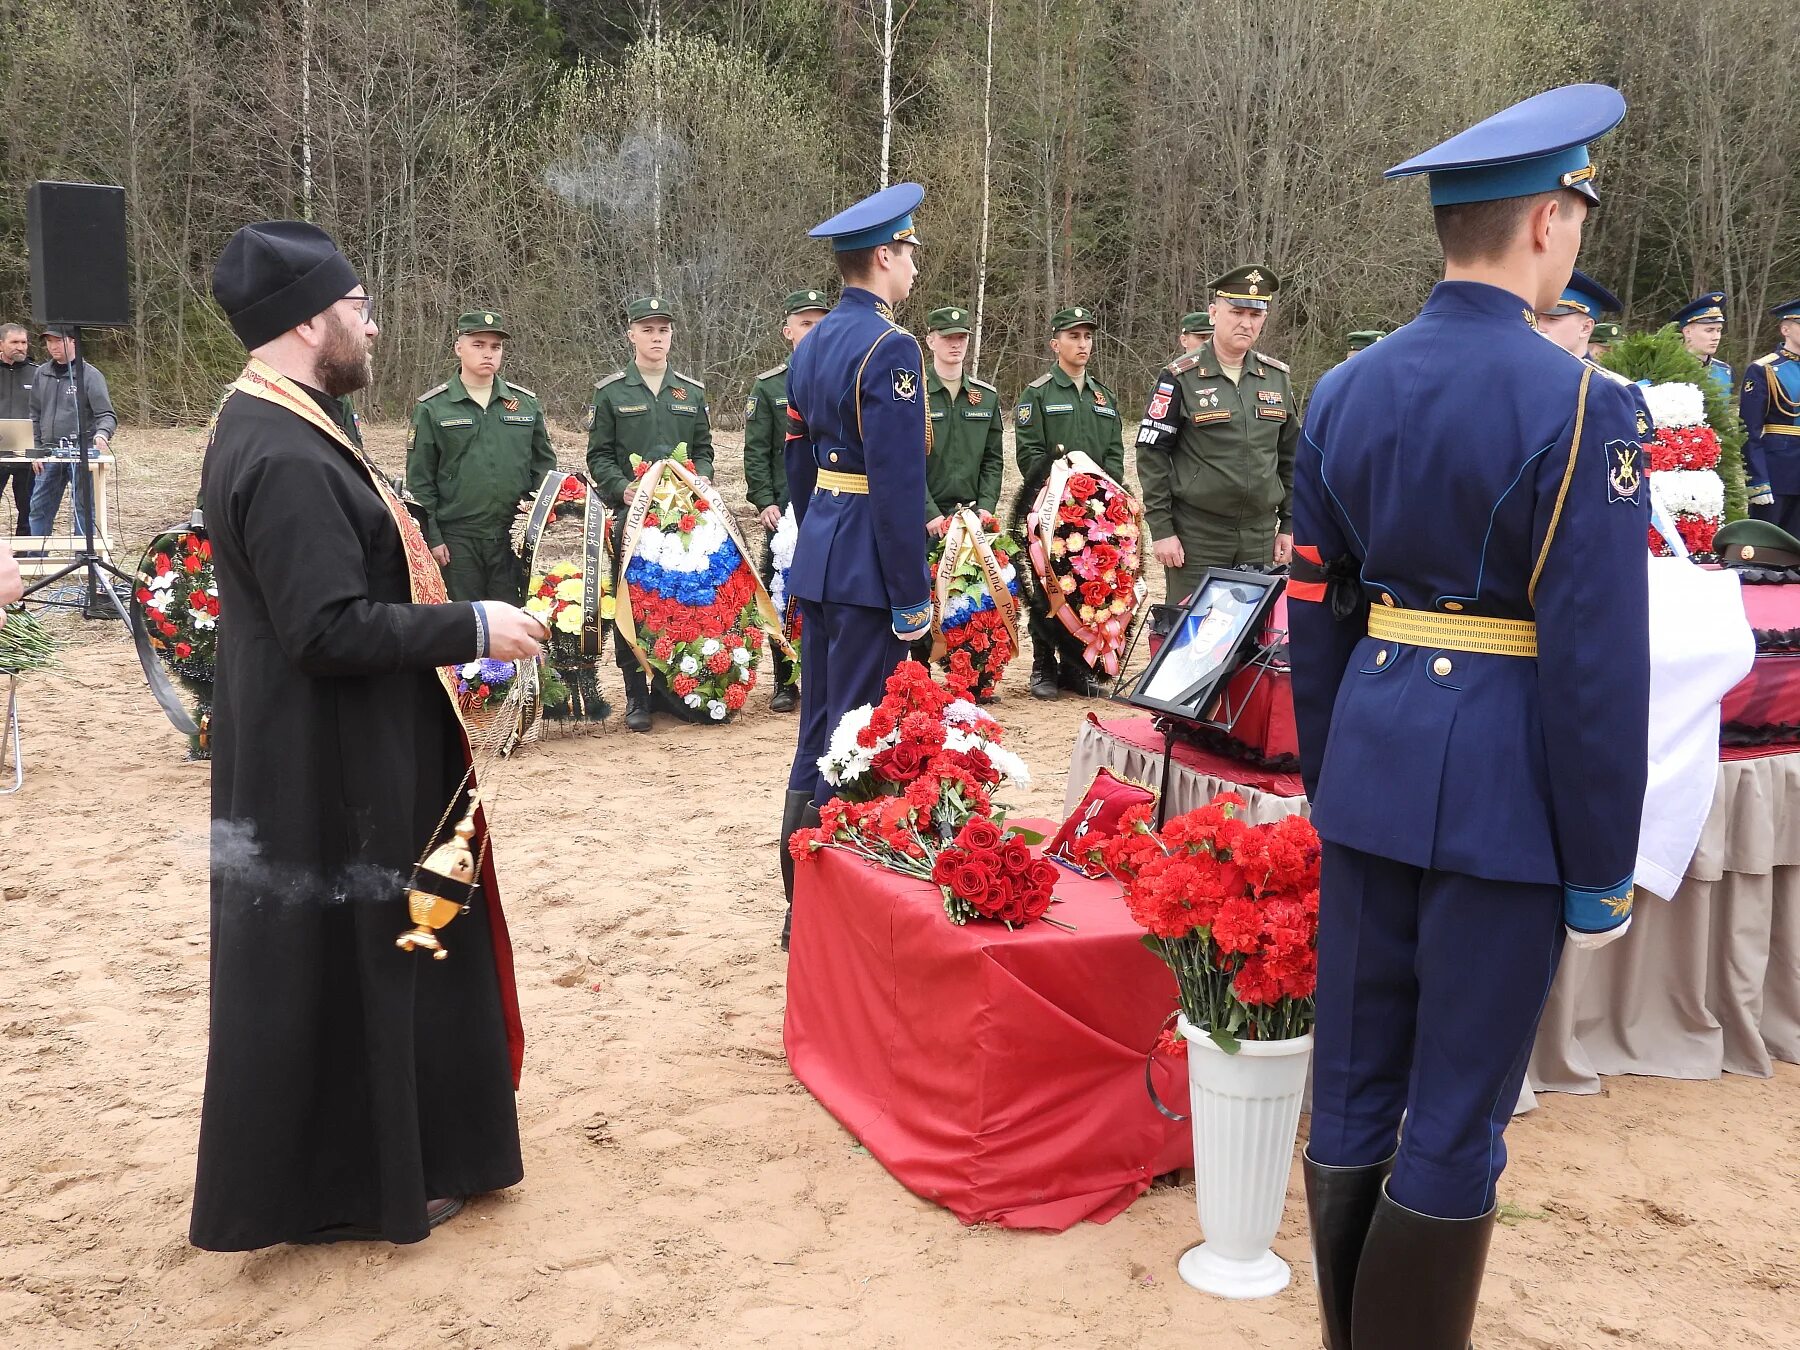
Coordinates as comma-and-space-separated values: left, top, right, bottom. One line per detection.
1064, 719, 1800, 1103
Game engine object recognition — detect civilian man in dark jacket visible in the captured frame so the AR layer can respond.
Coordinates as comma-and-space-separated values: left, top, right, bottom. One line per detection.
28, 325, 116, 539
0, 324, 34, 534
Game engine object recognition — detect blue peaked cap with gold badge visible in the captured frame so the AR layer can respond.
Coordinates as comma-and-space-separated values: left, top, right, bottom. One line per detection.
1546, 269, 1622, 319
1385, 83, 1625, 206
1671, 292, 1727, 327
809, 182, 925, 252
1770, 297, 1800, 320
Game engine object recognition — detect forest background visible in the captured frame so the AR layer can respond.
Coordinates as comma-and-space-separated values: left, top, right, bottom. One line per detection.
0, 0, 1795, 428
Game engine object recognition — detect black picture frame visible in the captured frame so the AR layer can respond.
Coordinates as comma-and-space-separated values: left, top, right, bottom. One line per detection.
1124, 567, 1284, 721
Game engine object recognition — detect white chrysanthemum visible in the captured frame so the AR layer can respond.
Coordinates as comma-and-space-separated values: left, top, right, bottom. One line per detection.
944, 727, 1032, 789
943, 699, 984, 726
1650, 468, 1724, 520
771, 506, 799, 571
1641, 381, 1706, 431
819, 703, 882, 785
460, 661, 483, 679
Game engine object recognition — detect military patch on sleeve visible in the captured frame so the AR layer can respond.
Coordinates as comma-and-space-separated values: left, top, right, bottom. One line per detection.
1636, 405, 1651, 438
744, 396, 758, 418
892, 368, 918, 402
1146, 383, 1174, 421
1606, 440, 1643, 505
1015, 403, 1034, 427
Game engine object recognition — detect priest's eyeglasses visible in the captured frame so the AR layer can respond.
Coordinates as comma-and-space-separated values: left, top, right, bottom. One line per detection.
338, 293, 374, 323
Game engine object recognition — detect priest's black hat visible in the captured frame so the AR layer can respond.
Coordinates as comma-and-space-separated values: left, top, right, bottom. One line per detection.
213, 221, 359, 350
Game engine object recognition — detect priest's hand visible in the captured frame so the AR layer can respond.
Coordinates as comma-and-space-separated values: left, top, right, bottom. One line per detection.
486, 604, 551, 660
431, 544, 451, 566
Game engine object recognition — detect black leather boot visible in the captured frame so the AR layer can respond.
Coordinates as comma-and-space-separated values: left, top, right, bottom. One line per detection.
770, 649, 798, 712
622, 665, 651, 733
1351, 1183, 1495, 1350
779, 794, 818, 951
1303, 1150, 1393, 1350
1029, 649, 1060, 700
1058, 662, 1104, 698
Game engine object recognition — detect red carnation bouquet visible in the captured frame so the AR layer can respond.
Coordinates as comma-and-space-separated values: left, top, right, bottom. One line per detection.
1024, 453, 1146, 678
790, 661, 1067, 929
1096, 794, 1320, 1051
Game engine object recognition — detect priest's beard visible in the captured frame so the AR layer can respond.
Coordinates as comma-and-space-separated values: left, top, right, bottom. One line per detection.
316, 312, 375, 397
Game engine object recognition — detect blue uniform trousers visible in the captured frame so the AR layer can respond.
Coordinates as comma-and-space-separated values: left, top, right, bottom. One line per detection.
788, 598, 907, 800
1749, 494, 1800, 538
1307, 842, 1564, 1220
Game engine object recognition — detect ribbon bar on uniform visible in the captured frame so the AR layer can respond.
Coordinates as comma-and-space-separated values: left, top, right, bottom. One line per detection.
1367, 606, 1539, 657
815, 469, 870, 494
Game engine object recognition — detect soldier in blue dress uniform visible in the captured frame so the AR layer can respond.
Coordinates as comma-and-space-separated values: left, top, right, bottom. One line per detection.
1671, 291, 1734, 398
776, 182, 932, 949
1739, 297, 1800, 531
1288, 85, 1650, 1349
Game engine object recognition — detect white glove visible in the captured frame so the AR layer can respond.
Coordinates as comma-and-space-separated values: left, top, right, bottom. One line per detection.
1565, 914, 1631, 951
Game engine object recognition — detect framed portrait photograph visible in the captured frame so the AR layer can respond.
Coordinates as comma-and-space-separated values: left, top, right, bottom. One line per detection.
1125, 568, 1284, 721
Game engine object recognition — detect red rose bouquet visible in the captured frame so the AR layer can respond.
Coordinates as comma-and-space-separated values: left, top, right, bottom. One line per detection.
791, 661, 1067, 929
929, 507, 1021, 702
1097, 794, 1320, 1050
1024, 452, 1146, 678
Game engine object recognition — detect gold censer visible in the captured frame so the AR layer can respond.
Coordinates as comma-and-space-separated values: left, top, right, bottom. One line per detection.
395, 796, 479, 960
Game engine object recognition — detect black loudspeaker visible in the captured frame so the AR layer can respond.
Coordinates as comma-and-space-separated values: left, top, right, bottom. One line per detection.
27, 181, 130, 329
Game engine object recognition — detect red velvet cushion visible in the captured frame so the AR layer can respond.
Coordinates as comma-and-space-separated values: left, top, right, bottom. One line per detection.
1046, 767, 1158, 878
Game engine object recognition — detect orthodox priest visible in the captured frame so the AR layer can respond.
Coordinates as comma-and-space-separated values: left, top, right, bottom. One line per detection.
190, 221, 549, 1251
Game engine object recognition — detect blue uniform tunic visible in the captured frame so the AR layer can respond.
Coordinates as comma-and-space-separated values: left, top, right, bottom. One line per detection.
1289, 280, 1650, 1218
783, 286, 931, 800
1741, 347, 1800, 533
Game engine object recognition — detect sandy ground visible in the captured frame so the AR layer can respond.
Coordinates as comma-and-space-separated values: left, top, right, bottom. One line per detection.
0, 419, 1796, 1350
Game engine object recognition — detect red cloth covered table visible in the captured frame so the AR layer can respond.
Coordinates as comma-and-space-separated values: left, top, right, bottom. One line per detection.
783, 829, 1191, 1231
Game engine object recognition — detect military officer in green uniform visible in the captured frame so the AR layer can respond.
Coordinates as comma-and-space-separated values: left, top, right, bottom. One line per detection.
1177, 311, 1213, 358
1136, 265, 1300, 605
407, 309, 556, 603
1345, 329, 1385, 360
1589, 320, 1621, 359
587, 295, 715, 732
1013, 305, 1126, 699
923, 304, 1004, 530
744, 287, 831, 712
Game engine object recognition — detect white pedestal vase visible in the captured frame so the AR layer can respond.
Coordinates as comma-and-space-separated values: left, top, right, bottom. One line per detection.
1176, 1015, 1314, 1299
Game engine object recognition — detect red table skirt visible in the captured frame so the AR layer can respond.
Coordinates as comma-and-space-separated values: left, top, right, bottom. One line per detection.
783, 834, 1191, 1231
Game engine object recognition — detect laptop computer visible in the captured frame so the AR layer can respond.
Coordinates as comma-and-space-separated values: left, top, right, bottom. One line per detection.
0, 419, 33, 456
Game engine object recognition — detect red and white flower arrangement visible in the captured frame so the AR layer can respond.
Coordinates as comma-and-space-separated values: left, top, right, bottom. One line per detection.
1024, 453, 1147, 678
1095, 794, 1320, 1051
133, 525, 218, 758
791, 661, 1065, 929
619, 451, 789, 723
1640, 381, 1723, 556
930, 508, 1020, 702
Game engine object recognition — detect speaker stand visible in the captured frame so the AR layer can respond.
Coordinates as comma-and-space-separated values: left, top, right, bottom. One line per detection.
21, 327, 134, 624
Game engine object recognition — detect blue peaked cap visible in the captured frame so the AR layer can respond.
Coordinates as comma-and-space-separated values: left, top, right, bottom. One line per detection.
1772, 297, 1800, 319
1671, 292, 1727, 326
1547, 268, 1621, 319
810, 182, 925, 252
1386, 84, 1625, 206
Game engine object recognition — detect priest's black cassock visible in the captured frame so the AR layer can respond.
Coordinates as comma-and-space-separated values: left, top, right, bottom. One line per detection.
190, 363, 524, 1251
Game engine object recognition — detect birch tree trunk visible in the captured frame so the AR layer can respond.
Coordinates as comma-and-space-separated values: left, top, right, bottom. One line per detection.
879, 0, 893, 189
972, 0, 995, 375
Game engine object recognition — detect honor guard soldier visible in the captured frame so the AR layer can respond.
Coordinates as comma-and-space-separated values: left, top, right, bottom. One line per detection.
923, 305, 1004, 530
1012, 305, 1125, 699
745, 287, 832, 712
1672, 291, 1733, 397
407, 310, 556, 604
779, 183, 931, 948
1588, 320, 1621, 359
1537, 269, 1620, 363
1741, 297, 1800, 529
1344, 330, 1385, 360
1176, 311, 1213, 358
586, 295, 715, 732
1287, 85, 1649, 1348
1136, 265, 1300, 606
